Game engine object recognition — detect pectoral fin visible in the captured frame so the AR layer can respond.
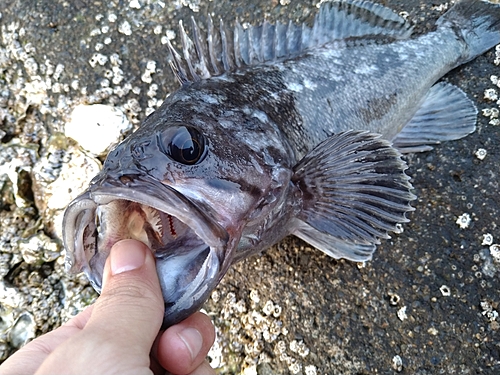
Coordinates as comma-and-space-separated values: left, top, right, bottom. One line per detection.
291, 131, 415, 262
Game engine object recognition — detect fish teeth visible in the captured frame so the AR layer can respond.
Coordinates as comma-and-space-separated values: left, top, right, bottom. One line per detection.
167, 214, 177, 238
141, 205, 163, 237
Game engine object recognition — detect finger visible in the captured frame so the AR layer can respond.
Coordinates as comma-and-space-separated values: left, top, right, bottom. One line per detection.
85, 239, 165, 358
188, 361, 216, 375
149, 352, 165, 375
0, 306, 94, 375
156, 312, 215, 374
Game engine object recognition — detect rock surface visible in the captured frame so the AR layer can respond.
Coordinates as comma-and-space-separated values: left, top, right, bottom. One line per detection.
0, 0, 499, 373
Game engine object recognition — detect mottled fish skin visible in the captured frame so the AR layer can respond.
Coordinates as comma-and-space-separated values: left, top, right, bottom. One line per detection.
278, 33, 463, 155
63, 0, 500, 327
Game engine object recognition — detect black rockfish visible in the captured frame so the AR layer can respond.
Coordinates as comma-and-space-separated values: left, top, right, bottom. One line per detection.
63, 0, 500, 327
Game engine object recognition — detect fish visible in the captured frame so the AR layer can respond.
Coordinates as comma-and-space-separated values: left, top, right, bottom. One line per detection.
62, 0, 500, 327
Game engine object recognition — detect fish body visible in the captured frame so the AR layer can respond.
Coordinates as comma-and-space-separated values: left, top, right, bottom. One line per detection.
63, 0, 500, 326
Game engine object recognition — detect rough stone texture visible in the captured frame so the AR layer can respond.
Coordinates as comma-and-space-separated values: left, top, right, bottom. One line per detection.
0, 0, 499, 373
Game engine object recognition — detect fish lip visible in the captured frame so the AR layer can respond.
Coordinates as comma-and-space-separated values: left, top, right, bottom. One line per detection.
62, 174, 230, 324
62, 193, 98, 275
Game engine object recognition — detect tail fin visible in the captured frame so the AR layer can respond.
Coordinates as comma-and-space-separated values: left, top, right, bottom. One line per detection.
437, 0, 500, 63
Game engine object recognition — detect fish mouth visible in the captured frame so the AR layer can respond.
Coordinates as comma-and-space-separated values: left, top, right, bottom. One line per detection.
62, 174, 229, 326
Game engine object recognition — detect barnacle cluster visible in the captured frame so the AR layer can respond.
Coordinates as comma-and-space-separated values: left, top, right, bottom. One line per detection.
482, 75, 500, 126
206, 289, 317, 375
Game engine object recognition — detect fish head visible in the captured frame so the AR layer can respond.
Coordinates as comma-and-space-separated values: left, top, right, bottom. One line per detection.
63, 96, 293, 327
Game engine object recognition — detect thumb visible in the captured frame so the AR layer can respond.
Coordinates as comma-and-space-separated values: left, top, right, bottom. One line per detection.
86, 239, 164, 357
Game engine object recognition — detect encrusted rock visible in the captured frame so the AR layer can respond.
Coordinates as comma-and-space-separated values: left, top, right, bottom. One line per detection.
31, 134, 101, 239
8, 312, 36, 349
18, 232, 61, 265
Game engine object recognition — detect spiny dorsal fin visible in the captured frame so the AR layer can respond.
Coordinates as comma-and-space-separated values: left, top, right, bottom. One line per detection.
167, 0, 413, 84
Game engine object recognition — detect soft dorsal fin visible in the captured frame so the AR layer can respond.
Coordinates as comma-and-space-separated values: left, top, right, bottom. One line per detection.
393, 82, 478, 153
167, 0, 414, 84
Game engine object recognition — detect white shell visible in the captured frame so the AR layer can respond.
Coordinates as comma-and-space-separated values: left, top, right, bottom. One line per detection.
65, 104, 132, 156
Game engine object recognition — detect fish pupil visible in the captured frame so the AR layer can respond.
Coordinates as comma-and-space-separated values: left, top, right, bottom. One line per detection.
163, 126, 206, 165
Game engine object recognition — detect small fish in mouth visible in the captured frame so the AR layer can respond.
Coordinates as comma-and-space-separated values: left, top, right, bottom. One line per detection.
63, 0, 500, 327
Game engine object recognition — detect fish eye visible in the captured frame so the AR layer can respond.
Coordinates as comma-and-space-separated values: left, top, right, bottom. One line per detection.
159, 126, 207, 165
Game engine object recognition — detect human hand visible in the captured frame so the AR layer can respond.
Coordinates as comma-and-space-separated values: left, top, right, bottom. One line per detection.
0, 239, 216, 375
